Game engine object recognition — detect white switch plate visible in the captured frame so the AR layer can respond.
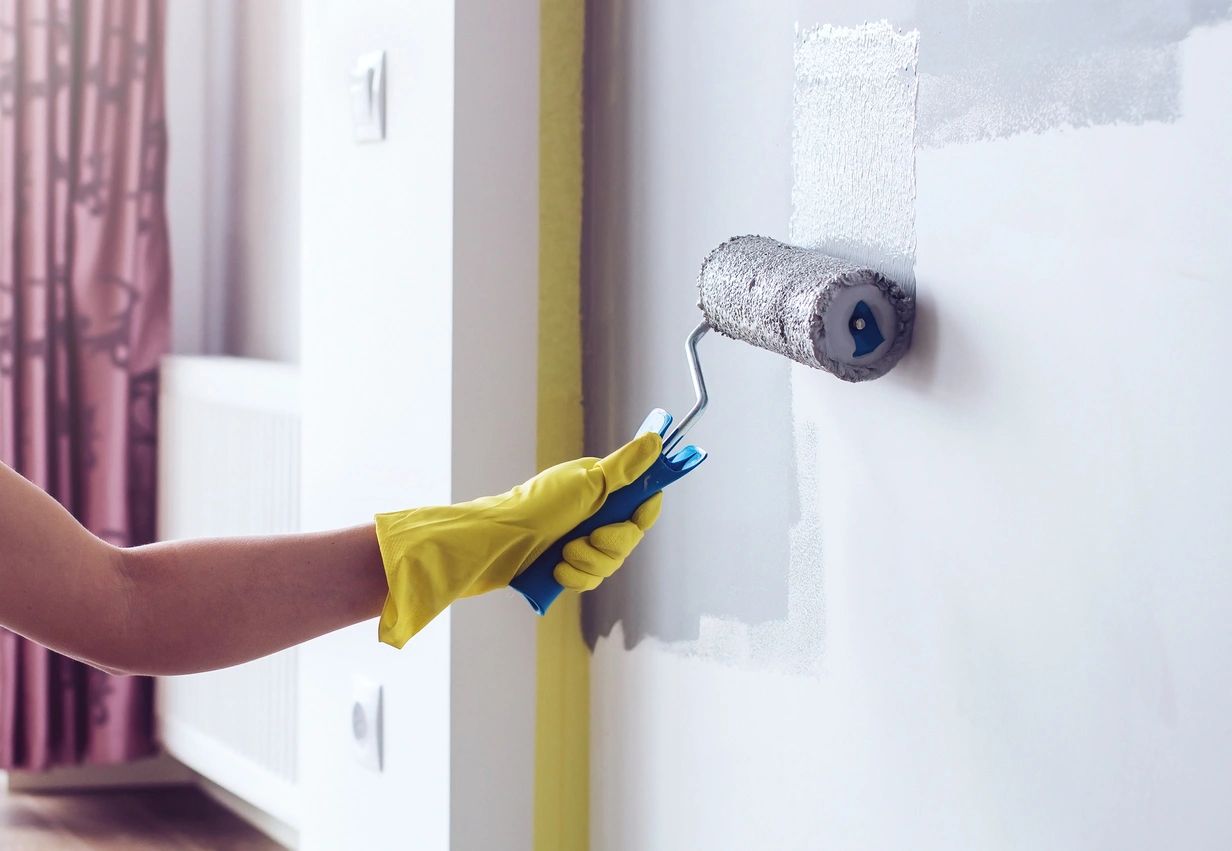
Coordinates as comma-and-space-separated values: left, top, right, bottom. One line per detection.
351, 676, 383, 772
350, 50, 386, 143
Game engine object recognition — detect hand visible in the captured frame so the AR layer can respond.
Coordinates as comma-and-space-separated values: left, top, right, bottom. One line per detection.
555, 491, 661, 592
375, 432, 664, 647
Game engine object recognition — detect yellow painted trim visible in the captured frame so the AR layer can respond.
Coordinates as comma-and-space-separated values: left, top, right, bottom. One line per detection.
534, 1, 588, 850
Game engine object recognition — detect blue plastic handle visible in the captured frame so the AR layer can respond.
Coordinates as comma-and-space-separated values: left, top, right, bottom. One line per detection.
509, 410, 707, 615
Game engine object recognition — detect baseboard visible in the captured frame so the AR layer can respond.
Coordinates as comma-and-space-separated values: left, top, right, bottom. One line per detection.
4, 753, 195, 793
196, 774, 299, 849
158, 713, 301, 828
4, 757, 298, 848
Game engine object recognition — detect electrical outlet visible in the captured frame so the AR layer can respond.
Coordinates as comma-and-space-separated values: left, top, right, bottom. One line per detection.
351, 676, 383, 772
349, 50, 386, 143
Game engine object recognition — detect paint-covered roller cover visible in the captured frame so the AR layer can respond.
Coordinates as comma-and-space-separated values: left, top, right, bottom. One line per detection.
697, 235, 914, 382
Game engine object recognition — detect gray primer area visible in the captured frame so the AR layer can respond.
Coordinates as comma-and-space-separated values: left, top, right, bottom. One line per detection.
580, 2, 799, 650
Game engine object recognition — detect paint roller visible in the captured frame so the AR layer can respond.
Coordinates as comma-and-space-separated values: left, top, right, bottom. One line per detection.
510, 234, 915, 613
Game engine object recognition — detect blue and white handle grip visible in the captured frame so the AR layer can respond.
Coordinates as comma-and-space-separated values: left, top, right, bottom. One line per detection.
509, 409, 707, 615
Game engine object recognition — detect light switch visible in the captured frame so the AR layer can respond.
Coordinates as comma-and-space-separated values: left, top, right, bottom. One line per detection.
350, 50, 386, 143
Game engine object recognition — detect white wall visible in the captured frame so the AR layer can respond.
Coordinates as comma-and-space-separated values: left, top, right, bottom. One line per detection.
299, 1, 454, 846
166, 0, 301, 362
584, 3, 1232, 849
298, 1, 538, 848
164, 1, 542, 846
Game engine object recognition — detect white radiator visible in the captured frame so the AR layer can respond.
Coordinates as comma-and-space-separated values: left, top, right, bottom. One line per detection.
156, 356, 301, 830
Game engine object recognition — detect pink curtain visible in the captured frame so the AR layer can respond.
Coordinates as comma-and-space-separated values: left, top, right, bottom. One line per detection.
0, 0, 167, 769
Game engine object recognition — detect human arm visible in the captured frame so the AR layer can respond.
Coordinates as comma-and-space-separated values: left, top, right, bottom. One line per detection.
0, 460, 387, 675
0, 433, 662, 674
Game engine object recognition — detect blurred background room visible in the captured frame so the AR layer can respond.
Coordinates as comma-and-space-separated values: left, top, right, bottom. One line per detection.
1, 0, 1230, 849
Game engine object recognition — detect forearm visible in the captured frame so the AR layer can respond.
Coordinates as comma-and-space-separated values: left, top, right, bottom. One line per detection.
0, 460, 387, 675
118, 526, 387, 674
6, 527, 386, 676
1, 430, 662, 672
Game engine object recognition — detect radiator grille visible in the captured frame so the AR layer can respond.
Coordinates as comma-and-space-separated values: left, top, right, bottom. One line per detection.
156, 356, 301, 826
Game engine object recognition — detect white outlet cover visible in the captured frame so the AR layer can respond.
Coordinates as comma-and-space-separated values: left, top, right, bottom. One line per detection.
351, 676, 383, 772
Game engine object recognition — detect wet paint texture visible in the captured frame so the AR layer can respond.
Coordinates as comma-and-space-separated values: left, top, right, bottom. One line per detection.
792, 22, 919, 287
915, 0, 1229, 145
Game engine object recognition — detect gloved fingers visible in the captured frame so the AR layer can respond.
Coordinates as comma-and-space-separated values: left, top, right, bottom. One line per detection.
565, 527, 637, 574
597, 431, 662, 491
554, 494, 661, 592
630, 492, 663, 532
554, 560, 604, 592
586, 520, 644, 561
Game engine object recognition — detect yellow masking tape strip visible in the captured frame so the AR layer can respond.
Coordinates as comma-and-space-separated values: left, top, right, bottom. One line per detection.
535, 0, 588, 849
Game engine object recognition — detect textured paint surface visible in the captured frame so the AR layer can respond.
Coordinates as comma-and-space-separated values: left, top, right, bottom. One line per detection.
697, 235, 914, 381
913, 0, 1230, 145
792, 22, 919, 288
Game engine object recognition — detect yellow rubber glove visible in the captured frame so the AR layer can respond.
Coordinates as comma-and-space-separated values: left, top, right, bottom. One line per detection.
375, 431, 664, 648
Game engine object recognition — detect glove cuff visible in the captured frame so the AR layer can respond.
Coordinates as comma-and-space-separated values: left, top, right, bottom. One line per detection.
374, 504, 541, 648
374, 507, 468, 648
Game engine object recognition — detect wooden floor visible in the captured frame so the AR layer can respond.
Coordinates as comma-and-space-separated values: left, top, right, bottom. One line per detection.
0, 786, 283, 850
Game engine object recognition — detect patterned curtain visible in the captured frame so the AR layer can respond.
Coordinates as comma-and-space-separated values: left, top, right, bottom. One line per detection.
0, 0, 167, 769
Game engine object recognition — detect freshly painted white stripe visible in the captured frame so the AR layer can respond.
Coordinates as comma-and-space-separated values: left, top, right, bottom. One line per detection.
791, 21, 919, 290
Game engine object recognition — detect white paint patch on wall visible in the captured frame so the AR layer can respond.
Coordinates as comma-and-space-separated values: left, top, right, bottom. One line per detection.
791, 22, 919, 288
914, 0, 1230, 147
920, 41, 1179, 146
581, 18, 921, 679
671, 21, 922, 674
